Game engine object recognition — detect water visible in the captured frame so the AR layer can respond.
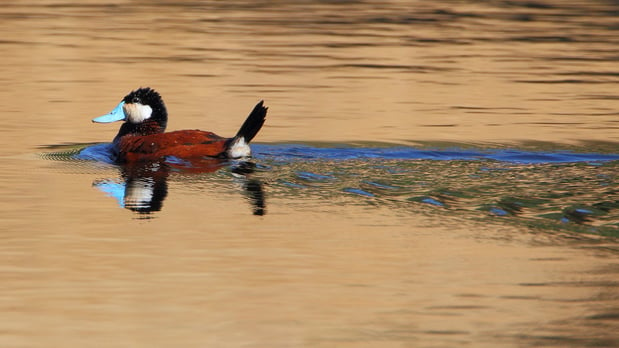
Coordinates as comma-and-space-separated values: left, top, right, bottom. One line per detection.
2, 1, 619, 347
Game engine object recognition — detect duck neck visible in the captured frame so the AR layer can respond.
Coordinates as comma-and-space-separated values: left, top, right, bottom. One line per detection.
113, 120, 165, 143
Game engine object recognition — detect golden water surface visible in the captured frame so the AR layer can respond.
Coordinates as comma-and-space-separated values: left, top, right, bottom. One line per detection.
1, 1, 619, 347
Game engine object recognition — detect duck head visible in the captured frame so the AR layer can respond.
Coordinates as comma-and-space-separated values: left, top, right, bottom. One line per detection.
93, 87, 168, 139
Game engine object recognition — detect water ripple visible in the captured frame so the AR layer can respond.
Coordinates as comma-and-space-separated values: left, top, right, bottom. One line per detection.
40, 141, 619, 235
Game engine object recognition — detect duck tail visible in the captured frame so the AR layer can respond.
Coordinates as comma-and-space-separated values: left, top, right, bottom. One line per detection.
236, 100, 267, 143
226, 100, 267, 158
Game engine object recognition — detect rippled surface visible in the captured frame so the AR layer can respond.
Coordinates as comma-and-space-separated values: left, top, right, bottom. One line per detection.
43, 141, 619, 234
2, 1, 619, 347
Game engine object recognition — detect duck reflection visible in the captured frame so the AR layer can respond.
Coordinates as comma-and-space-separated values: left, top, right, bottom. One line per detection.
93, 157, 265, 217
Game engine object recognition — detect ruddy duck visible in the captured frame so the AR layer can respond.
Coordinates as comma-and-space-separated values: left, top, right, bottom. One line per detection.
92, 87, 267, 163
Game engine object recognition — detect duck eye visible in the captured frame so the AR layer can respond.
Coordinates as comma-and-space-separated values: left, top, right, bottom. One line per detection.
132, 97, 141, 104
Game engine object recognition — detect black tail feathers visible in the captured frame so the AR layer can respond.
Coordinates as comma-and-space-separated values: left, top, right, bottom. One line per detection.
236, 100, 267, 143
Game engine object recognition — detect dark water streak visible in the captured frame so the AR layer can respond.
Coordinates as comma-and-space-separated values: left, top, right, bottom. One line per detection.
72, 142, 619, 164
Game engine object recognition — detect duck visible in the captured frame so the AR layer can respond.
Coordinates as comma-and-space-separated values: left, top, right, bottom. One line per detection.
92, 87, 267, 163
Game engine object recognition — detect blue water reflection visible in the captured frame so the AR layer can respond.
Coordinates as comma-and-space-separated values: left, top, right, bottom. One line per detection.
251, 144, 619, 164
76, 142, 619, 165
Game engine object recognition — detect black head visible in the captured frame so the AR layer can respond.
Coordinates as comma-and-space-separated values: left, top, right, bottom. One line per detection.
93, 87, 169, 141
121, 87, 168, 129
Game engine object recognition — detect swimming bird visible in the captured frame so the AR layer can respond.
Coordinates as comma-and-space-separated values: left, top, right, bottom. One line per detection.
92, 87, 267, 163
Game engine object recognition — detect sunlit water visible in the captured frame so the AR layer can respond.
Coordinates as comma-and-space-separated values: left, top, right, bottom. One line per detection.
2, 1, 619, 347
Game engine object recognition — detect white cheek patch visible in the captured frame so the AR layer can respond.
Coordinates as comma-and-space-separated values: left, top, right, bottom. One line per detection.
123, 103, 153, 124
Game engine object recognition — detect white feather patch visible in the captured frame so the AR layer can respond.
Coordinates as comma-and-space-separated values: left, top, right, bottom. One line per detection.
227, 137, 251, 158
123, 103, 153, 124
